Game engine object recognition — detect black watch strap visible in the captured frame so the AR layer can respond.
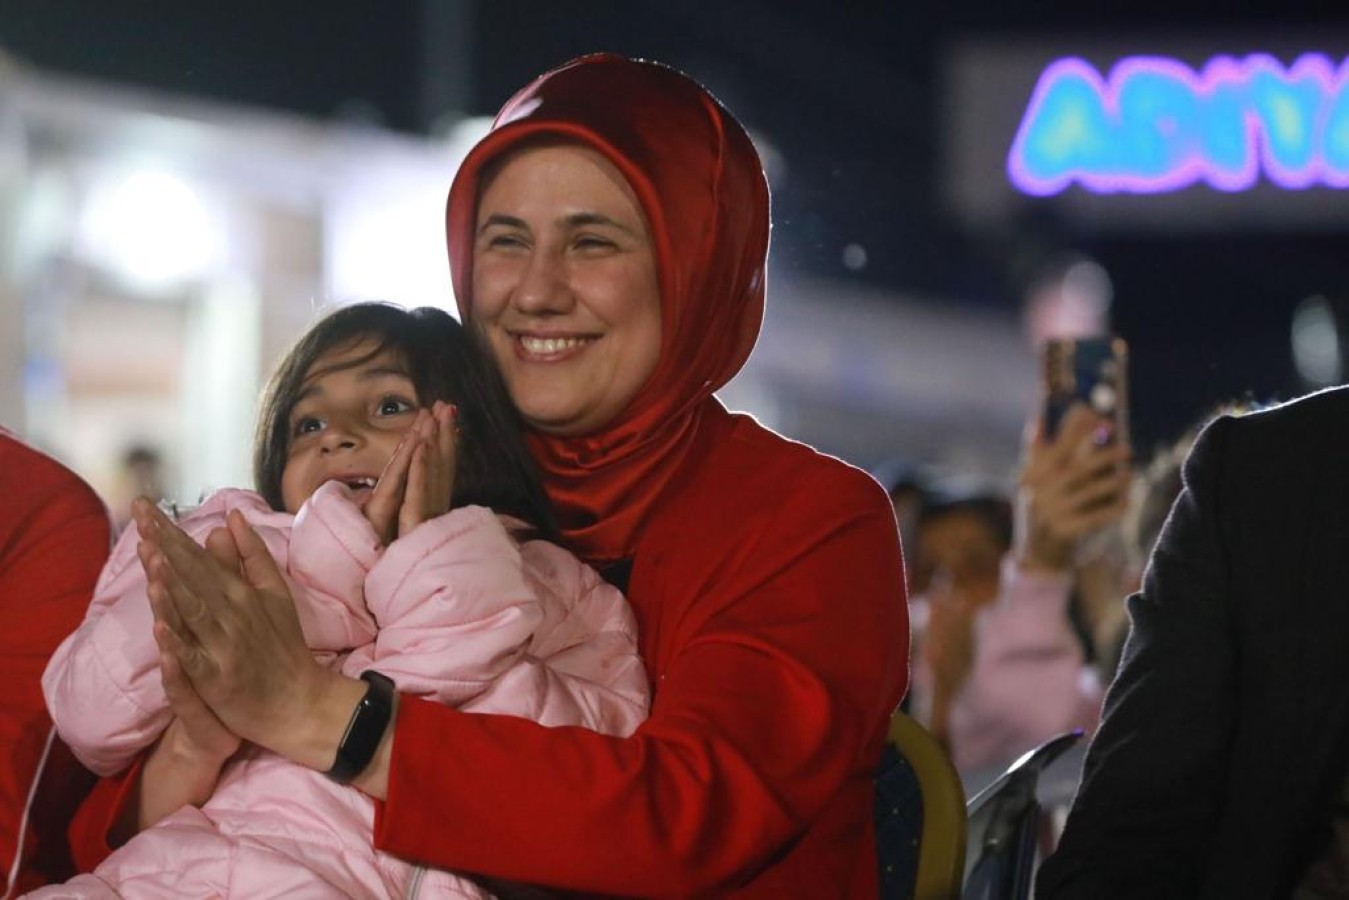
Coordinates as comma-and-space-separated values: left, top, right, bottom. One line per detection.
326, 670, 395, 785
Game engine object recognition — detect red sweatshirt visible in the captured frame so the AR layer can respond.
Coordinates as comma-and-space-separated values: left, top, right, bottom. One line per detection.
0, 432, 109, 895
373, 404, 909, 896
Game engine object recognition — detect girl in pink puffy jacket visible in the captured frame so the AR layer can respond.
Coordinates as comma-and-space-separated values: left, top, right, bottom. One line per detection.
39, 302, 650, 899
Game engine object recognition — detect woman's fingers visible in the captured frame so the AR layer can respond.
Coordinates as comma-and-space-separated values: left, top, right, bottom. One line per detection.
204, 525, 241, 573
156, 623, 241, 763
226, 510, 289, 598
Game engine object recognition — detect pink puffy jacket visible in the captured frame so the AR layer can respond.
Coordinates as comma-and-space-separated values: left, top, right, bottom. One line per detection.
40, 483, 649, 898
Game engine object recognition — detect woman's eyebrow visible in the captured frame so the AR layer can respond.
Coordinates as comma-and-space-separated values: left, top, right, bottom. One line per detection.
566, 212, 639, 236
478, 213, 526, 234
477, 211, 639, 236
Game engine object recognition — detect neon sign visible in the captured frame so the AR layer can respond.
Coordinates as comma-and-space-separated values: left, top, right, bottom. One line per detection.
1008, 53, 1349, 195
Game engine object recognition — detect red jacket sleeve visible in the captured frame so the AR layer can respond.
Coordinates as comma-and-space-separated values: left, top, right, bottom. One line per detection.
372, 462, 908, 896
0, 437, 110, 894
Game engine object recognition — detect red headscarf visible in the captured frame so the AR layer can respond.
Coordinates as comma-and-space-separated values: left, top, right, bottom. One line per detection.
447, 53, 770, 563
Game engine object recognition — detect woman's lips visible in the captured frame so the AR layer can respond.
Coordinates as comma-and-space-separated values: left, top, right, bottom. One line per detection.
514, 334, 596, 361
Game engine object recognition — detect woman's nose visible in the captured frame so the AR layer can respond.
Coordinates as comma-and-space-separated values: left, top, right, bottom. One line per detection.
511, 249, 574, 314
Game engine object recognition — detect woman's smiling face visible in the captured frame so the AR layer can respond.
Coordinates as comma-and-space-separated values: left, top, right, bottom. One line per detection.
470, 142, 662, 437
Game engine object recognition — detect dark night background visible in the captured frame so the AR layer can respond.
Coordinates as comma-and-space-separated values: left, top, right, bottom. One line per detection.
2, 0, 1346, 455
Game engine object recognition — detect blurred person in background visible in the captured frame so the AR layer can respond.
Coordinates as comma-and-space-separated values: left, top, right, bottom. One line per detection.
910, 403, 1130, 774
0, 429, 110, 895
107, 444, 167, 534
871, 457, 931, 571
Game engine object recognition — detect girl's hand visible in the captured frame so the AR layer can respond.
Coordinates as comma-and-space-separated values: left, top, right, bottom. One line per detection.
1015, 403, 1132, 573
399, 401, 457, 537
362, 426, 418, 546
132, 499, 353, 769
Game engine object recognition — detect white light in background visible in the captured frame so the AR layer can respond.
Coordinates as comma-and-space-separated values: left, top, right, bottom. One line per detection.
1292, 294, 1342, 386
77, 168, 226, 293
326, 119, 490, 312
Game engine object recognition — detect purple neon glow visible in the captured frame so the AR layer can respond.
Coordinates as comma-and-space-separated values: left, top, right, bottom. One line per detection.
1008, 53, 1349, 195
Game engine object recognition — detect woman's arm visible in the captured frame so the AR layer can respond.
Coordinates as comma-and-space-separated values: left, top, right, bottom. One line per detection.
138, 465, 906, 896
355, 508, 647, 736
0, 443, 111, 893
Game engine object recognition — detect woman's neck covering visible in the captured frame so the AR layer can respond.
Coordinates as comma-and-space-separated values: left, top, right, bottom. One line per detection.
446, 53, 771, 563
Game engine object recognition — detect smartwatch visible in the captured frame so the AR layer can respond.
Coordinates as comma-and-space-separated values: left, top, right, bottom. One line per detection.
326, 670, 396, 785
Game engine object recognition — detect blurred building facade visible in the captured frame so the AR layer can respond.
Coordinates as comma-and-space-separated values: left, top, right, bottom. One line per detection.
0, 51, 1036, 515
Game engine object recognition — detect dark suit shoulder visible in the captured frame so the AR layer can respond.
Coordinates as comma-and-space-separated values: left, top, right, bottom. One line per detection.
1193, 386, 1348, 487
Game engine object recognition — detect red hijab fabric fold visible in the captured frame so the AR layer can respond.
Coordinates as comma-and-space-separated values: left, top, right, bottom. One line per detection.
447, 54, 771, 563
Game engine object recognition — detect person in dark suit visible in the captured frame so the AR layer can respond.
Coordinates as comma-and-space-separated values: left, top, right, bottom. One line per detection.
1038, 387, 1349, 898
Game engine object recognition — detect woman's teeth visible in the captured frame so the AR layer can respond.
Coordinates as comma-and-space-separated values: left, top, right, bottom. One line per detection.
520, 336, 588, 354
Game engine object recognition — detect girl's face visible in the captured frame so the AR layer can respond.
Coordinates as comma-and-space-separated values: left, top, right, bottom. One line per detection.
279, 338, 420, 514
470, 143, 662, 437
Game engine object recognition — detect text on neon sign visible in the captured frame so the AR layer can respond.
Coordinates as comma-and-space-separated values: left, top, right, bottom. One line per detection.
1008, 54, 1349, 195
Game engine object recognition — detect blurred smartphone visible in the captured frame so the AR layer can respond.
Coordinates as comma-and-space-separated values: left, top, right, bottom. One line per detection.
1042, 336, 1129, 441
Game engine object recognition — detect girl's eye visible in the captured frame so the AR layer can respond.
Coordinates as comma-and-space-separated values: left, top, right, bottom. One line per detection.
377, 397, 414, 416
575, 235, 615, 251
292, 416, 323, 437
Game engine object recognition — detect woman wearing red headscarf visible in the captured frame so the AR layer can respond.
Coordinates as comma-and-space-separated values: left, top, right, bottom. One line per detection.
80, 54, 908, 896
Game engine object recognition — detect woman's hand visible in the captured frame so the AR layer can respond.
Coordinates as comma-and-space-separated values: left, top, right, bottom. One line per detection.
362, 403, 459, 545
128, 650, 241, 833
132, 499, 362, 772
1016, 403, 1132, 573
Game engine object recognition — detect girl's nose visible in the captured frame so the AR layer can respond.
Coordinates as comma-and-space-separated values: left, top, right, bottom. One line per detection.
319, 419, 363, 453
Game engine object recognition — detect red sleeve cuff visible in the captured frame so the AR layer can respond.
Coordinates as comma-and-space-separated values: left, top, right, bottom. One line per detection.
67, 757, 144, 874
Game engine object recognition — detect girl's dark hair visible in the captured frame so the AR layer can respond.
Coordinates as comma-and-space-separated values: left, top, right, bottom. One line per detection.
253, 302, 557, 539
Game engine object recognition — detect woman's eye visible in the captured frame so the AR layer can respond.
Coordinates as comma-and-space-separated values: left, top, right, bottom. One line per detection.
575, 235, 615, 251
486, 232, 527, 250
377, 397, 414, 416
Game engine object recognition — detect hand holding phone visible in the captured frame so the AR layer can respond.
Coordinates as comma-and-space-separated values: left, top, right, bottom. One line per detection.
1019, 335, 1133, 572
1042, 336, 1129, 443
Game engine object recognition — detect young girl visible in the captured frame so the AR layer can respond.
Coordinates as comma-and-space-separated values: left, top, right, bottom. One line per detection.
40, 303, 649, 898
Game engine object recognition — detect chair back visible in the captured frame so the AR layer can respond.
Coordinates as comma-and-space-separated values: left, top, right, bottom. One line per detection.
961, 731, 1083, 900
876, 712, 967, 900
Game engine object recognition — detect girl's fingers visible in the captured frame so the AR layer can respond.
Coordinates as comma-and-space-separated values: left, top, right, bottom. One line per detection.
367, 425, 419, 542
399, 440, 429, 535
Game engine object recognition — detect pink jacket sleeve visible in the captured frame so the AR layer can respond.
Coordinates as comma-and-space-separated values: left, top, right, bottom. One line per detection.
947, 556, 1104, 772
352, 508, 648, 738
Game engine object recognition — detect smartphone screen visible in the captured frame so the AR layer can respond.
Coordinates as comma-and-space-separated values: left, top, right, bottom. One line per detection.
1042, 336, 1129, 440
